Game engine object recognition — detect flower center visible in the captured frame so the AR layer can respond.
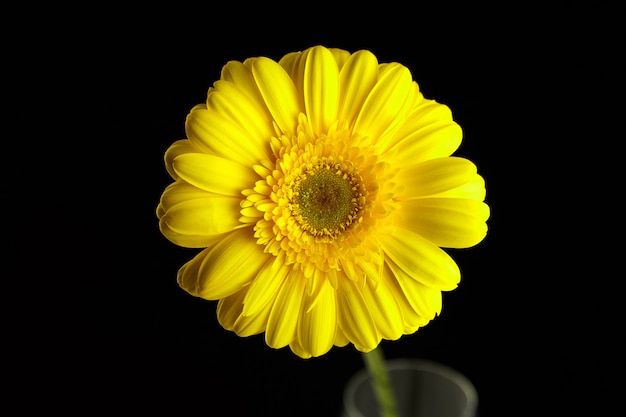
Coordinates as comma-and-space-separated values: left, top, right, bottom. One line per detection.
240, 115, 399, 274
290, 161, 365, 240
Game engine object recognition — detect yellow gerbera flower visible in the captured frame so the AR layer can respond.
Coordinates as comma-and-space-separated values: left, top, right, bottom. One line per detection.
157, 45, 489, 358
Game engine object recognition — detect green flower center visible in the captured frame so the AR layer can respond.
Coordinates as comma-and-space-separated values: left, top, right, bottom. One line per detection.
291, 162, 365, 240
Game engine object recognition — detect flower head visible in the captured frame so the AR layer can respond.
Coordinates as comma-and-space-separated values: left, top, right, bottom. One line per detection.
157, 46, 489, 358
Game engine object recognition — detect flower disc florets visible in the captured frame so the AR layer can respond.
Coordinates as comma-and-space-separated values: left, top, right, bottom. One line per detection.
241, 115, 395, 277
291, 161, 364, 238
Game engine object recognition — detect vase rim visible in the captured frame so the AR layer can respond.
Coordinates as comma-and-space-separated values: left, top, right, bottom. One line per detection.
342, 358, 478, 417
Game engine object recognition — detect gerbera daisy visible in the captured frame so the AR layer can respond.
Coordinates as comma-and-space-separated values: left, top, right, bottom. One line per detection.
157, 45, 489, 358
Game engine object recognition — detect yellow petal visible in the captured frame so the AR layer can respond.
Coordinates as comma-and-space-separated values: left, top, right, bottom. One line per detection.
385, 261, 442, 324
243, 259, 290, 316
185, 105, 270, 165
173, 153, 254, 197
390, 100, 462, 165
304, 45, 339, 135
177, 236, 253, 297
376, 79, 422, 151
340, 258, 361, 282
206, 80, 275, 146
177, 246, 210, 296
329, 48, 351, 71
381, 263, 432, 333
379, 227, 460, 290
353, 63, 413, 145
158, 181, 210, 216
158, 182, 227, 248
156, 203, 165, 220
282, 49, 309, 112
164, 139, 195, 180
159, 219, 226, 248
395, 157, 479, 199
217, 281, 275, 337
336, 275, 379, 351
161, 196, 242, 238
304, 268, 329, 311
266, 269, 306, 349
334, 328, 350, 347
297, 277, 337, 357
337, 50, 379, 129
233, 293, 274, 337
217, 287, 246, 331
252, 57, 301, 134
399, 198, 490, 248
197, 228, 268, 300
278, 51, 301, 76
397, 123, 463, 165
220, 60, 266, 110
289, 337, 312, 359
434, 174, 486, 200
360, 274, 404, 341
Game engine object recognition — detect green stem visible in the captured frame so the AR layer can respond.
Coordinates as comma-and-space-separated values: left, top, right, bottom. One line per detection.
362, 347, 399, 417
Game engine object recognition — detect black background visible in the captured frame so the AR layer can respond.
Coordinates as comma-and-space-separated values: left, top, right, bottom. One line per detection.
20, 5, 620, 416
